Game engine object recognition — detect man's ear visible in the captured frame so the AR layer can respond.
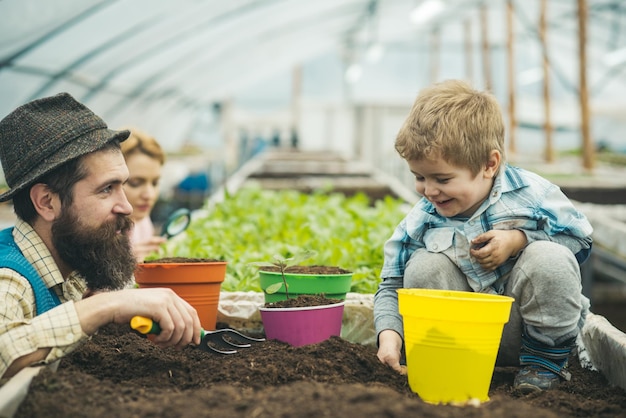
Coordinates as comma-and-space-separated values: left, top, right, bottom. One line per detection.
484, 150, 501, 179
30, 184, 60, 222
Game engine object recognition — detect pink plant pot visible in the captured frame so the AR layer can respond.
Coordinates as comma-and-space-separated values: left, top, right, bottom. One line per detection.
259, 302, 345, 347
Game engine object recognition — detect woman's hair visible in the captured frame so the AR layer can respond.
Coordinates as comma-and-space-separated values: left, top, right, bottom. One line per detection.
120, 128, 165, 165
394, 79, 505, 175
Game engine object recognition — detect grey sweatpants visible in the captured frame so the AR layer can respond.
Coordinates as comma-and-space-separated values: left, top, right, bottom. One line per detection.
403, 241, 589, 366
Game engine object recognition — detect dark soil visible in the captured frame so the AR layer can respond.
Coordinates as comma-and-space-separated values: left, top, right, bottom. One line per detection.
260, 265, 352, 274
14, 323, 626, 418
264, 294, 342, 308
143, 257, 223, 263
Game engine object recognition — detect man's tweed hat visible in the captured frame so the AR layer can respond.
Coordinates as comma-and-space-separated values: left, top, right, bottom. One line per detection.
0, 93, 130, 202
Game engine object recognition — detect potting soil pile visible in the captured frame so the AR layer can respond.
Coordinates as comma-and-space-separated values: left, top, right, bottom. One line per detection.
13, 323, 626, 418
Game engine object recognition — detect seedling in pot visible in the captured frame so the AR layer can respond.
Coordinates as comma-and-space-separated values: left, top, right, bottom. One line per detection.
249, 250, 317, 300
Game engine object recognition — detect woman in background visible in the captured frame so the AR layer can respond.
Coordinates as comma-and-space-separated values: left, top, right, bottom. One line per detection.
121, 128, 167, 261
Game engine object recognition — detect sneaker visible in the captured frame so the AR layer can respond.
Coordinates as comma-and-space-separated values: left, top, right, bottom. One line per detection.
514, 366, 561, 393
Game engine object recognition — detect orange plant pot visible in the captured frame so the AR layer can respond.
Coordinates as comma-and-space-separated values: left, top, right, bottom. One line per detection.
134, 261, 227, 330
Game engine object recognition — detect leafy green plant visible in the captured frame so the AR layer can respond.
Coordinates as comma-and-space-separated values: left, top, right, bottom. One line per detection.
152, 186, 409, 294
248, 250, 317, 299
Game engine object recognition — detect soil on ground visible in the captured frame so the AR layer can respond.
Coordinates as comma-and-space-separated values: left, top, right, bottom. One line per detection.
14, 322, 626, 418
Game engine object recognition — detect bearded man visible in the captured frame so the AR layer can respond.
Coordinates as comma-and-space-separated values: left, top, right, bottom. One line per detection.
0, 93, 201, 382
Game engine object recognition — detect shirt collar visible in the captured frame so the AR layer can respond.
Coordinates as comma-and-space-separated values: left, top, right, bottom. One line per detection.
13, 219, 65, 289
496, 164, 529, 195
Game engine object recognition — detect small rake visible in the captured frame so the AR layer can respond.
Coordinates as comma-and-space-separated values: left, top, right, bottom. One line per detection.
130, 316, 265, 355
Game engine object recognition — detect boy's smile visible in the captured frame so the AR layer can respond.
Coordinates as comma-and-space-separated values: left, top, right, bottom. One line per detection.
407, 151, 500, 218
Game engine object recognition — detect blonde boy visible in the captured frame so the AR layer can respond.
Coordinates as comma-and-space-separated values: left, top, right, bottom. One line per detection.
373, 80, 593, 393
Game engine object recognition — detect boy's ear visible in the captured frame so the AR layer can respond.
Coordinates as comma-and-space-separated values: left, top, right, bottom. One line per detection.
484, 150, 501, 178
30, 183, 60, 222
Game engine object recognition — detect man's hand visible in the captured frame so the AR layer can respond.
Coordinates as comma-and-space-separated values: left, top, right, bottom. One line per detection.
470, 229, 527, 271
75, 287, 202, 350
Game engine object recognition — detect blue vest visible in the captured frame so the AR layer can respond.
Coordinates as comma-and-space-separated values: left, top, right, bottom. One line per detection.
0, 227, 61, 315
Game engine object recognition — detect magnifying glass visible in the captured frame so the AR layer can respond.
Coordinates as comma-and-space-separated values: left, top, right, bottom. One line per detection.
161, 208, 191, 239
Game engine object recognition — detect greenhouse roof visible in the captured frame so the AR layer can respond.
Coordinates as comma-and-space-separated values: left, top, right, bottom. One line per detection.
1, 0, 625, 151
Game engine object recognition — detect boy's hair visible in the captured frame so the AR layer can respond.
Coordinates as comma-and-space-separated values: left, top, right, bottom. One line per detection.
395, 79, 505, 175
120, 128, 165, 165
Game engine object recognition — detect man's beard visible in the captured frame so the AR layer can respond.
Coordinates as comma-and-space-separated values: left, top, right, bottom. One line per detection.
52, 207, 137, 291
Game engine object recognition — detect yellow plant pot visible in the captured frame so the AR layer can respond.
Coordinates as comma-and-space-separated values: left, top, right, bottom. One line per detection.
398, 288, 514, 405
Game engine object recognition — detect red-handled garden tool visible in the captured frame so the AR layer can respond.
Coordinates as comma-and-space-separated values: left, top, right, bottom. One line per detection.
130, 316, 265, 355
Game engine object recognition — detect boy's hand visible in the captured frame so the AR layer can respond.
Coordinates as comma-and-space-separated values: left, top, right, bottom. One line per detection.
377, 330, 407, 375
470, 230, 527, 271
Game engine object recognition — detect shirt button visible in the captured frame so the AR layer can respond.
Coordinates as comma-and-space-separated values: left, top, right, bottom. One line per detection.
469, 220, 474, 226
432, 244, 439, 250
65, 333, 74, 342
